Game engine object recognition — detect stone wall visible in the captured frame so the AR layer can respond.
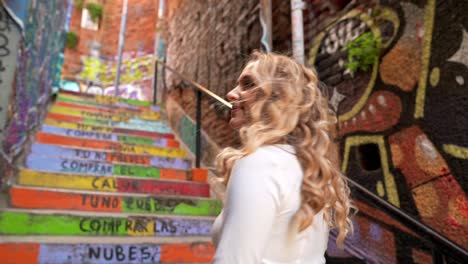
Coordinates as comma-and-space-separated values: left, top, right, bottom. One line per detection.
164, 0, 261, 150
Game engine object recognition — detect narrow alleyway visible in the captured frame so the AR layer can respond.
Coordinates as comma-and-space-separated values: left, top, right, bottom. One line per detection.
1, 90, 220, 262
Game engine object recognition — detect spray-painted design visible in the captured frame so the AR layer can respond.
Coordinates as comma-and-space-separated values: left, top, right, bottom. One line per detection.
61, 53, 155, 101
10, 187, 221, 216
0, 211, 214, 236
2, 0, 71, 159
309, 0, 468, 260
0, 7, 21, 145
18, 169, 209, 197
0, 242, 215, 264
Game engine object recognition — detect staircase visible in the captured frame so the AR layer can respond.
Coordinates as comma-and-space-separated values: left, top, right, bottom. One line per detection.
0, 91, 221, 263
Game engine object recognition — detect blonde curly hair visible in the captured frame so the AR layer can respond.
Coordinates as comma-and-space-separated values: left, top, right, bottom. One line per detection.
215, 51, 354, 247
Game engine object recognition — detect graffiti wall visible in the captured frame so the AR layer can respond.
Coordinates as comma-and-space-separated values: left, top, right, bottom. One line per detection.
61, 53, 154, 101
308, 0, 467, 262
1, 0, 71, 161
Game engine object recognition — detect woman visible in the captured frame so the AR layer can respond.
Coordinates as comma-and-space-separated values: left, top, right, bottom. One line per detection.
211, 52, 354, 264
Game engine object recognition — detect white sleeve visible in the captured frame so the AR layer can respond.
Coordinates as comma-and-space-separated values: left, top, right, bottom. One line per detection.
213, 149, 282, 264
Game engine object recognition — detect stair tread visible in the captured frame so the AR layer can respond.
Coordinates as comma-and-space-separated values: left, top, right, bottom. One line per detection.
0, 235, 212, 243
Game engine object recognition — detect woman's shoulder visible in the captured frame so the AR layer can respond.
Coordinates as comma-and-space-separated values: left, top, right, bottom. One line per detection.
239, 144, 296, 165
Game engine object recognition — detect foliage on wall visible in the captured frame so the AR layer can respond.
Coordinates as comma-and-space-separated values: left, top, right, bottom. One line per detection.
85, 2, 103, 23
66, 31, 79, 49
342, 32, 380, 74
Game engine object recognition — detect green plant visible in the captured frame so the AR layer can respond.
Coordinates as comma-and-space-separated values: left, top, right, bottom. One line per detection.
342, 32, 380, 74
66, 31, 79, 49
86, 2, 103, 23
74, 0, 84, 10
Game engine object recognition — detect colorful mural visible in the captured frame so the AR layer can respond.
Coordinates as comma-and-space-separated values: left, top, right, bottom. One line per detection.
61, 52, 155, 101
1, 0, 71, 160
309, 0, 467, 261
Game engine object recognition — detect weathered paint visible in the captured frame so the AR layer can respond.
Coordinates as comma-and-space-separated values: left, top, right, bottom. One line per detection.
0, 242, 214, 264
43, 119, 174, 139
35, 133, 184, 158
49, 105, 162, 122
47, 112, 171, 133
41, 125, 179, 148
30, 144, 190, 169
18, 169, 210, 196
57, 92, 154, 108
0, 211, 213, 236
25, 155, 196, 181
9, 187, 222, 216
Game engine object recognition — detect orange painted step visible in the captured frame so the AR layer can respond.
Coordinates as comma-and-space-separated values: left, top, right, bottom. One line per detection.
35, 132, 180, 154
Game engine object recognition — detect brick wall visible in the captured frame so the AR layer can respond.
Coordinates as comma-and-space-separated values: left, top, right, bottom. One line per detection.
165, 0, 261, 149
62, 0, 158, 77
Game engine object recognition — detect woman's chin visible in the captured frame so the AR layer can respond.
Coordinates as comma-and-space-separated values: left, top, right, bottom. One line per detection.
229, 118, 243, 130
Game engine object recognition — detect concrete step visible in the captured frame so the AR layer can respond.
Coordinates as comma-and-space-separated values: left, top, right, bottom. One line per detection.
8, 186, 222, 216
57, 91, 155, 108
35, 132, 184, 158
17, 169, 210, 197
44, 119, 174, 139
46, 111, 172, 134
0, 209, 214, 237
41, 125, 179, 148
48, 101, 162, 121
25, 156, 207, 182
30, 143, 191, 170
49, 104, 162, 122
0, 240, 214, 263
56, 93, 161, 112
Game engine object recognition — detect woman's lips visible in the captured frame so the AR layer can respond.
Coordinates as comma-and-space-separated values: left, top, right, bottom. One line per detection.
231, 106, 241, 115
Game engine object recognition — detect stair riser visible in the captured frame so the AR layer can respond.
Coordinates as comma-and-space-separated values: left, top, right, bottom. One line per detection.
47, 113, 171, 134
18, 170, 210, 196
44, 119, 174, 139
41, 125, 177, 148
50, 105, 162, 122
30, 144, 191, 169
10, 188, 221, 216
57, 95, 159, 112
36, 133, 185, 158
0, 243, 213, 264
26, 156, 194, 181
0, 212, 213, 236
57, 92, 154, 108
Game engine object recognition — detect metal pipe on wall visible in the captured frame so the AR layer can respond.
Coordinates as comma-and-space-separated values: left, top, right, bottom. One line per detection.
291, 0, 305, 64
114, 0, 129, 96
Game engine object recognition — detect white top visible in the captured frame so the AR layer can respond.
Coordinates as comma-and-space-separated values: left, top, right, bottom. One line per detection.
211, 145, 329, 264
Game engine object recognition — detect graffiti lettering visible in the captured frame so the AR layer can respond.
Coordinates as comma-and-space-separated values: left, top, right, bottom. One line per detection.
65, 129, 113, 140
78, 218, 149, 234
81, 194, 119, 209
92, 177, 117, 190
60, 159, 112, 174
88, 245, 160, 262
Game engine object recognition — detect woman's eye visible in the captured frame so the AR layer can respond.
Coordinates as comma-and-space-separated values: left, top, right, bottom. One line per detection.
239, 76, 255, 90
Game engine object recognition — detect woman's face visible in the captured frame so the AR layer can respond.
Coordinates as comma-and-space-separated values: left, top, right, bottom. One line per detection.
226, 64, 257, 129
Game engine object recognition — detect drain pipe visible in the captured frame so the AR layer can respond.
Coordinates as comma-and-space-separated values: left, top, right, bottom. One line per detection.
114, 0, 129, 96
291, 0, 305, 64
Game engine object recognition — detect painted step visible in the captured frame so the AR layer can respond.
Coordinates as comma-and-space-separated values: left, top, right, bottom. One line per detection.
18, 169, 210, 197
25, 155, 208, 182
0, 210, 214, 237
42, 125, 179, 148
49, 104, 162, 122
57, 93, 160, 112
9, 186, 222, 216
44, 119, 174, 138
30, 143, 191, 169
36, 132, 184, 158
58, 91, 155, 107
46, 112, 171, 133
0, 242, 214, 264
54, 100, 153, 114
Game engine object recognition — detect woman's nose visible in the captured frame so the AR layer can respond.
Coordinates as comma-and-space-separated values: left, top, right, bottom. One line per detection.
226, 87, 240, 102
